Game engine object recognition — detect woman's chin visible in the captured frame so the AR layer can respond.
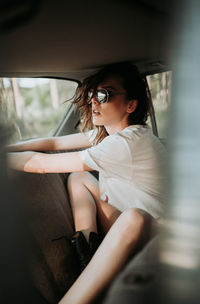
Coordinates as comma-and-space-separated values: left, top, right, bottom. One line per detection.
92, 118, 103, 126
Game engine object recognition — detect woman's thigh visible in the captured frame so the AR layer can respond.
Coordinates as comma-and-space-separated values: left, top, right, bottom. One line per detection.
68, 172, 121, 235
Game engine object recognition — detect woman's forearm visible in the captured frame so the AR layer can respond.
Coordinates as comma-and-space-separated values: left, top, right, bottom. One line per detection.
7, 151, 46, 173
6, 132, 91, 152
7, 151, 91, 173
6, 137, 56, 152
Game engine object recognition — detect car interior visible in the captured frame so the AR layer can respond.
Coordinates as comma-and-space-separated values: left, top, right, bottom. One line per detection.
0, 0, 200, 303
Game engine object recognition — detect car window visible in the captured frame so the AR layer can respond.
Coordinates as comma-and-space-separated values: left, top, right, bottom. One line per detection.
147, 71, 172, 139
0, 78, 78, 143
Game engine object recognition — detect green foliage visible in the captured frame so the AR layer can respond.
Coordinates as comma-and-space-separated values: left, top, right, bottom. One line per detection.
147, 71, 172, 138
0, 78, 77, 143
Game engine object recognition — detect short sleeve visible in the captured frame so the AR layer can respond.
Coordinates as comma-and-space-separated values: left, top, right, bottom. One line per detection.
79, 133, 132, 178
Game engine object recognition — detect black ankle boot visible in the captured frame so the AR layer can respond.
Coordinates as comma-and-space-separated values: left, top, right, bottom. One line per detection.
71, 231, 92, 270
89, 232, 101, 255
71, 231, 101, 270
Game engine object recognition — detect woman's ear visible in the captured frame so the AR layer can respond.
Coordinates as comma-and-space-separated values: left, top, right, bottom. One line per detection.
127, 99, 138, 113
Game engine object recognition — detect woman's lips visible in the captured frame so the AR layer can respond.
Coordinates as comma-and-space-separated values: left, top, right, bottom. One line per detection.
92, 109, 101, 116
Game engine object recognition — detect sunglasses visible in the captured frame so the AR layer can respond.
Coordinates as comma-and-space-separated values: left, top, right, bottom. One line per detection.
87, 88, 126, 104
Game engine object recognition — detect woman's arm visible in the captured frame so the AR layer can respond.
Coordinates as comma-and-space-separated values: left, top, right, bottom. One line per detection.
7, 150, 92, 173
6, 132, 92, 152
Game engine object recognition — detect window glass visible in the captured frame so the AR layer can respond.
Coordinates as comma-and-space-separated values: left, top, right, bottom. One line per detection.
147, 71, 172, 138
0, 78, 78, 143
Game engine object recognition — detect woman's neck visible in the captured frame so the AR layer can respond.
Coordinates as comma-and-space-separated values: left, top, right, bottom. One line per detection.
105, 122, 129, 135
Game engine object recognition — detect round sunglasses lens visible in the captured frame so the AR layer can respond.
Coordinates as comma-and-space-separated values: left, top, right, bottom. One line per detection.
97, 90, 107, 103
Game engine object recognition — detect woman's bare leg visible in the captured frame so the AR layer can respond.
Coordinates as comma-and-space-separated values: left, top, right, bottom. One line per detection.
67, 172, 120, 241
59, 208, 152, 304
67, 172, 98, 241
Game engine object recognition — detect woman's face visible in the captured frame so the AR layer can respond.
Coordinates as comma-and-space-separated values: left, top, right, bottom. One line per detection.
90, 74, 136, 134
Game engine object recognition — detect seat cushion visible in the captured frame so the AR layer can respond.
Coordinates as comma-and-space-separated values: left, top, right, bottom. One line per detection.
14, 171, 80, 303
103, 235, 160, 304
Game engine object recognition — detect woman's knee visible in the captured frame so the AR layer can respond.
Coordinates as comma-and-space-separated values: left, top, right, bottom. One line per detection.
114, 208, 152, 252
67, 171, 89, 189
118, 208, 152, 236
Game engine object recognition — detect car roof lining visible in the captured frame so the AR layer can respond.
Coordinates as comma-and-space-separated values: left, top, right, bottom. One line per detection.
0, 0, 176, 81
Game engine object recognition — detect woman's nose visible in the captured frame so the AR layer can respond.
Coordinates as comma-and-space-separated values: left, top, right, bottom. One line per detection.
91, 95, 99, 105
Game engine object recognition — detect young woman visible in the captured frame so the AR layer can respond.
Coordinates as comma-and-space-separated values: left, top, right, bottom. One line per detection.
7, 63, 166, 304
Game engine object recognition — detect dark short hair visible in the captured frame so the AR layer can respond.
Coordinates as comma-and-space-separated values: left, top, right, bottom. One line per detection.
73, 62, 150, 144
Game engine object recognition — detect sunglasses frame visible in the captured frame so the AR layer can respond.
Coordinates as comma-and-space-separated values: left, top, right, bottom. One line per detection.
87, 88, 126, 104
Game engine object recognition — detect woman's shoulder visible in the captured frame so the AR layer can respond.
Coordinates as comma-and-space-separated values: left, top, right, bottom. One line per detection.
115, 125, 165, 153
94, 125, 152, 149
116, 124, 150, 141
123, 124, 150, 133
